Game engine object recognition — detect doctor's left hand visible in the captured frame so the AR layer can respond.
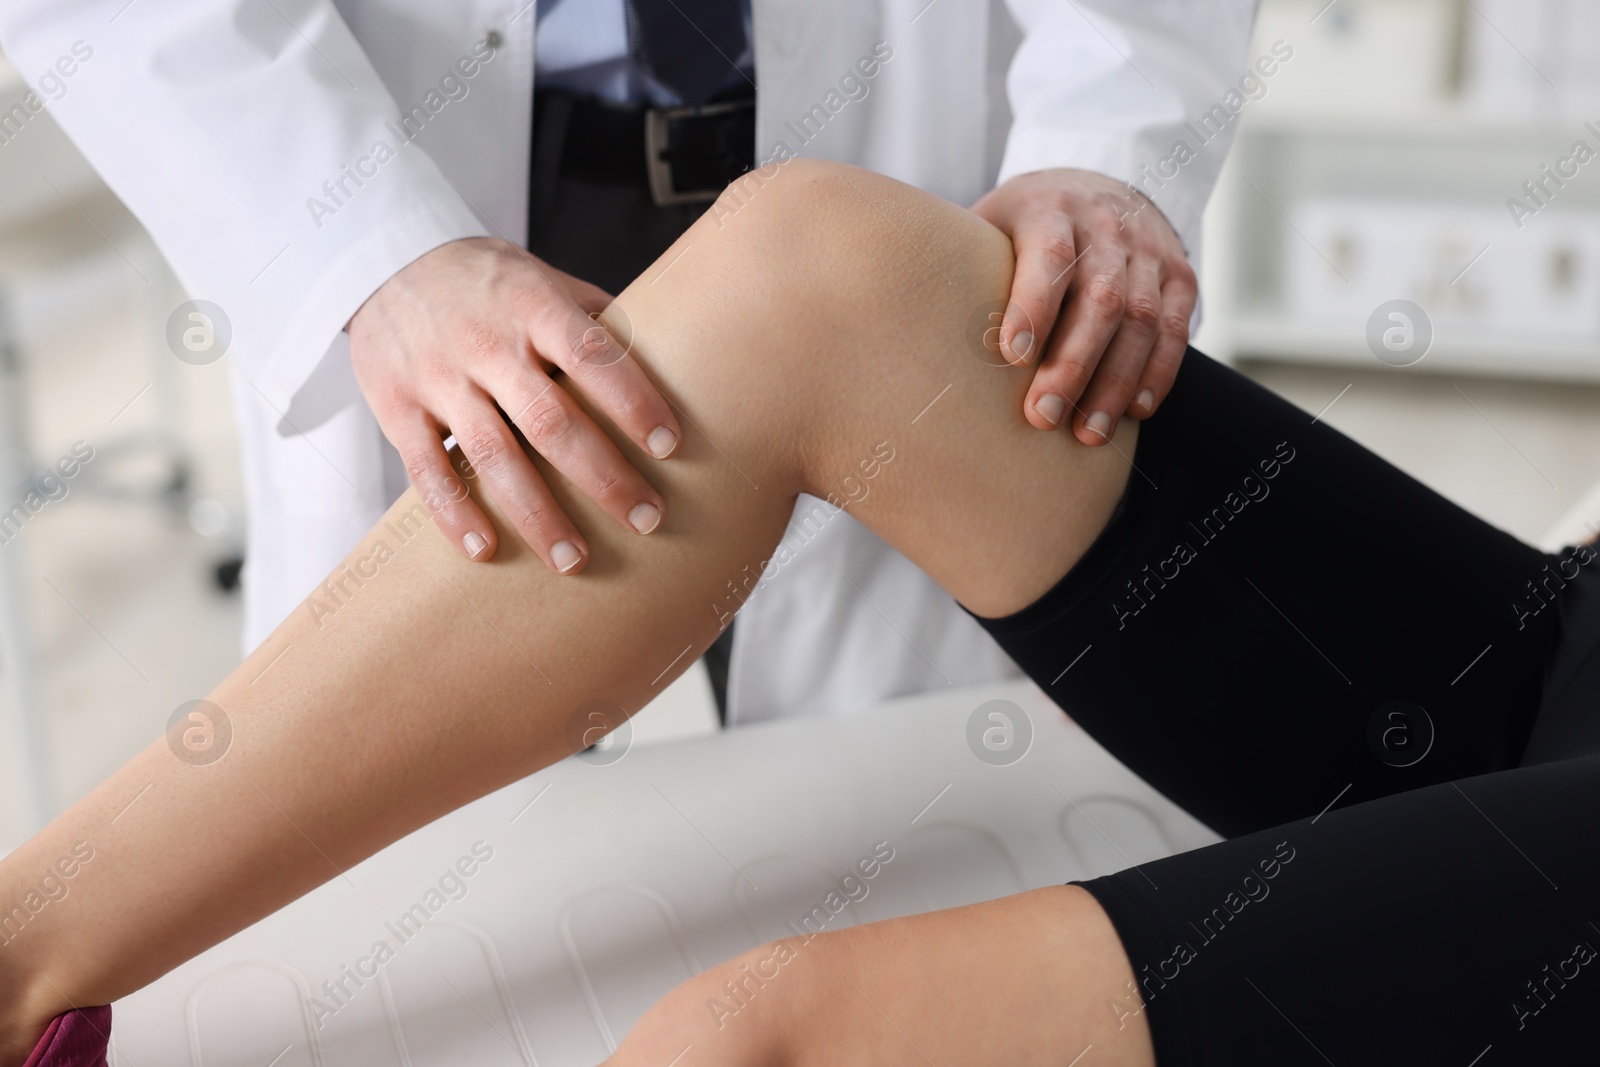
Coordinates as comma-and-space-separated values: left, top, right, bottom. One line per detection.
349, 237, 681, 573
972, 168, 1197, 447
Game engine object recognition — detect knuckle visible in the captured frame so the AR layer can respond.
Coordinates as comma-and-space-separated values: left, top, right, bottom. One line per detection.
1161, 312, 1193, 342
569, 322, 615, 367
510, 497, 554, 538
608, 391, 654, 433
531, 292, 574, 335
372, 382, 415, 416
1083, 277, 1126, 318
522, 394, 573, 445
1091, 192, 1130, 228
1170, 258, 1198, 289
1041, 187, 1078, 219
509, 285, 548, 324
461, 321, 503, 362
1123, 296, 1162, 331
1034, 232, 1078, 277
460, 425, 509, 469
1036, 191, 1075, 223
1091, 190, 1125, 216
588, 466, 625, 500
403, 451, 437, 483
422, 353, 458, 384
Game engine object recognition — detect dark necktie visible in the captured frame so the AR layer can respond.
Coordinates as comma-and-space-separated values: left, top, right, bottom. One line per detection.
625, 0, 747, 107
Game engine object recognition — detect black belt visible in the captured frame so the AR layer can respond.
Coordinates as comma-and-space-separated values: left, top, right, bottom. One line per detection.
534, 88, 756, 206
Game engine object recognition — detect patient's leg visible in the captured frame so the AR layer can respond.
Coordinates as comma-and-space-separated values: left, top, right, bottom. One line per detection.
0, 159, 1139, 1060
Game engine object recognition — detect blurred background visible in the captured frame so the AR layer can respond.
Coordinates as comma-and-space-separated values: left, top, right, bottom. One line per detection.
2, 0, 1600, 855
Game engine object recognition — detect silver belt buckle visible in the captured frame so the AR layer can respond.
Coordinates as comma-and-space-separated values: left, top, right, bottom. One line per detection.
644, 100, 747, 207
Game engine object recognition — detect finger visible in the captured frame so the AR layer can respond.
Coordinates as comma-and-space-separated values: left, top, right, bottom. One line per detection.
1001, 209, 1078, 366
1024, 245, 1127, 432
448, 389, 594, 574
1072, 255, 1163, 444
387, 408, 501, 563
1130, 265, 1197, 419
550, 268, 616, 313
493, 367, 669, 539
532, 301, 683, 461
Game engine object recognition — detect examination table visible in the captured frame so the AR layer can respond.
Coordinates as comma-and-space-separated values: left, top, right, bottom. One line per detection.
109, 679, 1218, 1065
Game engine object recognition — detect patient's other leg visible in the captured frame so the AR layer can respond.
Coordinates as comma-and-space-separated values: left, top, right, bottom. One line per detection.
0, 159, 1137, 1061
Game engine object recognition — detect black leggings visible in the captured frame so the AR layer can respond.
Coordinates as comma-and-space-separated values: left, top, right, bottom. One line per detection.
972, 350, 1600, 1065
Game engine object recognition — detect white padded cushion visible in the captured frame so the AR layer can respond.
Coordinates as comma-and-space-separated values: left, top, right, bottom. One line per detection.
111, 679, 1217, 1065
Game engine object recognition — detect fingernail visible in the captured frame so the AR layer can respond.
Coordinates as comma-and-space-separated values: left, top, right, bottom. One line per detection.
1034, 393, 1064, 426
1086, 411, 1114, 440
648, 426, 678, 459
629, 501, 662, 534
463, 531, 489, 559
552, 540, 583, 573
1009, 330, 1034, 362
1135, 389, 1155, 415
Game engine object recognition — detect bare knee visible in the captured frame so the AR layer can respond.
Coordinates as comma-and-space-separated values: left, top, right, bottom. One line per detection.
708, 156, 1014, 315
605, 158, 1128, 616
612, 157, 1019, 485
606, 941, 799, 1067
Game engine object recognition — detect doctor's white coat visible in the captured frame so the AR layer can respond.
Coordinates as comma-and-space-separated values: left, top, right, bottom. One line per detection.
0, 0, 1257, 725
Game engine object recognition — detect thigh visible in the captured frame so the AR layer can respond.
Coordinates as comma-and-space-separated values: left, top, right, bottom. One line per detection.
1080, 752, 1600, 1065
976, 349, 1568, 837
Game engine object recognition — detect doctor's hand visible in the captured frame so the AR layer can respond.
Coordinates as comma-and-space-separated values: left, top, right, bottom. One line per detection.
348, 237, 680, 572
972, 168, 1197, 446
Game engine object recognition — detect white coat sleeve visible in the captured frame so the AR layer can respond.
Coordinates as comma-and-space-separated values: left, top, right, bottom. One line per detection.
0, 3, 491, 412
998, 0, 1260, 257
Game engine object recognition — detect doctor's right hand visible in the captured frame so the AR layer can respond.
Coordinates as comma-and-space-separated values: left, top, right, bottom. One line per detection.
348, 237, 681, 573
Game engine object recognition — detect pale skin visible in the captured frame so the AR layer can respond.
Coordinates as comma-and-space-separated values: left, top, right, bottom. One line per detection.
355, 166, 1192, 568
0, 159, 1153, 1066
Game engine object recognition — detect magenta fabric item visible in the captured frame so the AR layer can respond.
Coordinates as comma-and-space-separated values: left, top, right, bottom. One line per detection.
20, 1007, 110, 1067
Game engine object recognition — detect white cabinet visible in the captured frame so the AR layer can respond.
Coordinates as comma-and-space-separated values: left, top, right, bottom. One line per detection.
1194, 0, 1600, 383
